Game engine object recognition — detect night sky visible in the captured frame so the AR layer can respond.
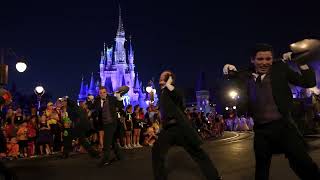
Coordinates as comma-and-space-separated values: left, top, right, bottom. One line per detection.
1, 0, 319, 100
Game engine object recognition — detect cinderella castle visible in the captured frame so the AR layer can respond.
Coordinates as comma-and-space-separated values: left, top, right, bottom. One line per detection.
78, 7, 157, 108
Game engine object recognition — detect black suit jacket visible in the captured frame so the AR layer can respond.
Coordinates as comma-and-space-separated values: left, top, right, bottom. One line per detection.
66, 98, 90, 137
233, 61, 316, 118
160, 87, 203, 147
93, 95, 124, 125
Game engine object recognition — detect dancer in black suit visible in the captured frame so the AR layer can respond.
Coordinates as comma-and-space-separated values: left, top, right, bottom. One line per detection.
223, 43, 320, 180
152, 70, 222, 180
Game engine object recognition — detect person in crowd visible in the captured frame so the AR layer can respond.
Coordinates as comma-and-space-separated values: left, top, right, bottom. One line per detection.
144, 125, 157, 147
14, 107, 25, 125
246, 115, 254, 130
5, 108, 14, 125
47, 111, 61, 153
124, 105, 133, 149
132, 105, 143, 148
239, 115, 249, 131
44, 102, 55, 118
6, 137, 19, 159
0, 127, 6, 159
27, 116, 37, 157
37, 115, 52, 155
61, 116, 73, 158
16, 121, 28, 158
115, 107, 126, 148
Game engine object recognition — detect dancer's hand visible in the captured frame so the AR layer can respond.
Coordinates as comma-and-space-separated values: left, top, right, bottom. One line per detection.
282, 52, 292, 62
165, 76, 175, 91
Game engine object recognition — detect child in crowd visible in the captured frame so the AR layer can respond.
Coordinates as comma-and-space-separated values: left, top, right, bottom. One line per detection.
61, 117, 73, 158
124, 105, 133, 149
144, 126, 157, 147
132, 105, 143, 148
27, 116, 37, 157
7, 137, 19, 159
16, 121, 28, 158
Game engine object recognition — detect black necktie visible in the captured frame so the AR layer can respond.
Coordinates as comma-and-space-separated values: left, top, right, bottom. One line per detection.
256, 74, 262, 84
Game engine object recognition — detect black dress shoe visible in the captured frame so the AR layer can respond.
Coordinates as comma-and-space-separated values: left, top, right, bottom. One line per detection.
97, 159, 112, 168
216, 176, 223, 180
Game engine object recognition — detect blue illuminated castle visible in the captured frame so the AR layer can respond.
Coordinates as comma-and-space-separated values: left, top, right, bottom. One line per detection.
78, 7, 157, 108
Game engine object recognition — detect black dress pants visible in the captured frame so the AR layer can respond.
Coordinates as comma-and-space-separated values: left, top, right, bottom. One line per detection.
254, 120, 320, 180
102, 123, 123, 161
152, 125, 219, 180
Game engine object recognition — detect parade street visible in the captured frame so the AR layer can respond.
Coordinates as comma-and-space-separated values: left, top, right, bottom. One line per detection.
4, 132, 320, 180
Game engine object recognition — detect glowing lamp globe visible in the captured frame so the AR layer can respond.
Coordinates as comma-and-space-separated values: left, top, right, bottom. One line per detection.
35, 86, 44, 94
16, 62, 27, 72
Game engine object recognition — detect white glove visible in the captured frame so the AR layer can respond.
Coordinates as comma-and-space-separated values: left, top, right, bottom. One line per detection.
87, 95, 94, 101
165, 76, 175, 91
114, 92, 123, 101
282, 52, 292, 62
223, 64, 237, 75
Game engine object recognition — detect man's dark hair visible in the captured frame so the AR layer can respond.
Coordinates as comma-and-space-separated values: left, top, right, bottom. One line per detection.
134, 105, 140, 111
126, 105, 132, 111
250, 43, 274, 59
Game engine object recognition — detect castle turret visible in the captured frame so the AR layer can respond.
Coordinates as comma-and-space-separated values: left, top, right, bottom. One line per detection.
78, 77, 87, 101
114, 5, 127, 65
100, 51, 105, 68
128, 36, 134, 65
128, 36, 135, 80
88, 72, 96, 96
100, 48, 106, 85
95, 80, 100, 95
85, 84, 89, 97
106, 46, 113, 67
134, 73, 140, 93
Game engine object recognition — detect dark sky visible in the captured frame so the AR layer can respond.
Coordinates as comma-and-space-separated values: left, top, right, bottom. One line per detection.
0, 0, 319, 99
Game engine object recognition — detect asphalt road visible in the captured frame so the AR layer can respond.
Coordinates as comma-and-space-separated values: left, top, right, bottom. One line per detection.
3, 132, 320, 180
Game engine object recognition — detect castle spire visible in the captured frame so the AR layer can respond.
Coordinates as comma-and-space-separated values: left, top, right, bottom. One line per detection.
116, 4, 125, 38
103, 42, 106, 56
78, 76, 87, 101
128, 35, 134, 64
134, 72, 141, 93
88, 72, 96, 96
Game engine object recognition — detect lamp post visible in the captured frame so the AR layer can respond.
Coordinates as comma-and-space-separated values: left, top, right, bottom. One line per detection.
0, 48, 28, 86
34, 85, 45, 115
228, 90, 238, 99
15, 56, 27, 73
227, 89, 239, 116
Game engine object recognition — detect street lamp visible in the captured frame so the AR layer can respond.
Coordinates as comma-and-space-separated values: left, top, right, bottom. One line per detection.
228, 90, 238, 99
15, 57, 27, 73
0, 48, 28, 86
34, 85, 45, 115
